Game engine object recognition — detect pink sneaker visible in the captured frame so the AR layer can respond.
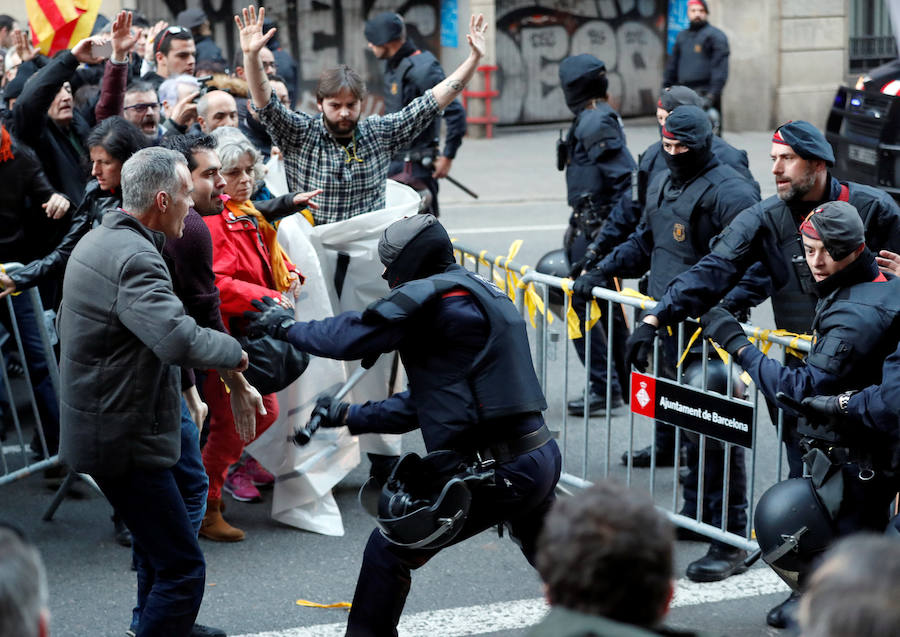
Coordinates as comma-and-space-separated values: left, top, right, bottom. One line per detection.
223, 466, 262, 502
244, 457, 275, 488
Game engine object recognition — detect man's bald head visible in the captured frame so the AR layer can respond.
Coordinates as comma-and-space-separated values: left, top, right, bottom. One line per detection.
197, 90, 238, 133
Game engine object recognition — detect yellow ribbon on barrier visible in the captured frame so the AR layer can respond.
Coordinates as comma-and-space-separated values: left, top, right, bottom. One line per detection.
493, 240, 523, 302
586, 298, 602, 331
516, 264, 554, 328
296, 599, 352, 610
560, 279, 583, 339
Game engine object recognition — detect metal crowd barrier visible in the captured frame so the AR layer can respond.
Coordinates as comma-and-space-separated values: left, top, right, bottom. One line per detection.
451, 242, 811, 553
0, 262, 102, 519
0, 262, 61, 485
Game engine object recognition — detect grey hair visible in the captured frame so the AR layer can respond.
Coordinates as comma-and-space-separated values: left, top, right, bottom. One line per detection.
211, 126, 266, 182
121, 147, 188, 214
0, 528, 48, 637
158, 73, 199, 106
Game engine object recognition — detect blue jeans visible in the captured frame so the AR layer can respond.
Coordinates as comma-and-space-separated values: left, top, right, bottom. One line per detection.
127, 400, 208, 635
96, 464, 205, 637
2, 294, 59, 454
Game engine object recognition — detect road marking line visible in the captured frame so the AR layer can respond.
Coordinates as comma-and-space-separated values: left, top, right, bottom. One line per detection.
232, 568, 788, 637
447, 224, 568, 235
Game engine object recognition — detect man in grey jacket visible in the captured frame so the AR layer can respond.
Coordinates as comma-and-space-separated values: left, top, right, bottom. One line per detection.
58, 147, 248, 637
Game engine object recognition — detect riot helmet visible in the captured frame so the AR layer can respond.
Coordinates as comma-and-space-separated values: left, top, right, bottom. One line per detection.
535, 248, 570, 308
378, 214, 455, 288
358, 452, 472, 549
754, 478, 837, 590
682, 358, 747, 400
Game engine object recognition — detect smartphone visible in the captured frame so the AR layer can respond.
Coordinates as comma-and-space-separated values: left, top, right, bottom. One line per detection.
91, 38, 112, 60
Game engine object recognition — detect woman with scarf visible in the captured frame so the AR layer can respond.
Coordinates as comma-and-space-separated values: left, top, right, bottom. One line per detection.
199, 126, 312, 541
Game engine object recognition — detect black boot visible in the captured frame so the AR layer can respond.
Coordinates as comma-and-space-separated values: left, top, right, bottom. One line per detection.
685, 542, 748, 582
112, 513, 132, 547
621, 444, 677, 467
190, 623, 227, 637
567, 390, 622, 416
766, 591, 801, 629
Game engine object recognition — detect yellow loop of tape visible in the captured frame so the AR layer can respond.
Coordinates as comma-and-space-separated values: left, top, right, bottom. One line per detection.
296, 599, 352, 610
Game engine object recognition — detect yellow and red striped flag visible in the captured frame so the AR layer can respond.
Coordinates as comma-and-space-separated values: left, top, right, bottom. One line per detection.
26, 0, 102, 56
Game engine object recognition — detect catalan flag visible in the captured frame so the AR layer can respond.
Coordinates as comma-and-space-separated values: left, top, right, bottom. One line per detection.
26, 0, 102, 56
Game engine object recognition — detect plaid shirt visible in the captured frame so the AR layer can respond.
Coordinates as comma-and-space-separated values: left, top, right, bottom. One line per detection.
256, 90, 441, 224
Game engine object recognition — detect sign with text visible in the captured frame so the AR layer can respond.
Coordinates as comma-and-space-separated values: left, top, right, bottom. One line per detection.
630, 372, 754, 449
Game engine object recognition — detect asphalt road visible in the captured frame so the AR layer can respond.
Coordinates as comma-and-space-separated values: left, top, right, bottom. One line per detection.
1, 121, 802, 637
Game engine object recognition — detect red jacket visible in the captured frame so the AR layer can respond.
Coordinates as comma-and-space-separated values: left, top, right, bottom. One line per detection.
203, 209, 296, 331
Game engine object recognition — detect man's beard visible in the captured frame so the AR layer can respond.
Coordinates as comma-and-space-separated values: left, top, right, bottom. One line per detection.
323, 113, 359, 138
776, 166, 818, 202
195, 191, 225, 216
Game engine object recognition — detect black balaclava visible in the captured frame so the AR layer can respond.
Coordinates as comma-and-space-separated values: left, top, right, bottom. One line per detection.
661, 105, 714, 186
379, 214, 455, 288
558, 54, 608, 114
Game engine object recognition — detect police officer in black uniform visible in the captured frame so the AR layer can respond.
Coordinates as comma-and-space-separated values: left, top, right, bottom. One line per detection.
663, 0, 729, 126
365, 12, 467, 216
699, 200, 900, 627
558, 54, 635, 413
572, 84, 757, 466
245, 214, 561, 637
627, 120, 900, 479
574, 105, 762, 582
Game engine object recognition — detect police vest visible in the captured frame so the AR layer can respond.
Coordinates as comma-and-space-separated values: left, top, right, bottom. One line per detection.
646, 163, 735, 300
364, 266, 547, 430
765, 185, 850, 334
807, 274, 900, 386
384, 50, 440, 157
564, 103, 626, 207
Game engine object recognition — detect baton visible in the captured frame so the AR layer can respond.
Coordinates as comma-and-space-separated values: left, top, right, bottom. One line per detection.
421, 156, 479, 199
774, 392, 808, 418
291, 364, 371, 446
444, 174, 479, 199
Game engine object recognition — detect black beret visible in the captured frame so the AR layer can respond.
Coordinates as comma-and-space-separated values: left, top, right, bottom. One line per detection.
365, 13, 404, 46
558, 54, 608, 112
658, 85, 703, 111
799, 200, 865, 261
773, 121, 835, 166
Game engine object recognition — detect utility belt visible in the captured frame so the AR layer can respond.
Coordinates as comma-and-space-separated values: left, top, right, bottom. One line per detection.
571, 193, 612, 239
468, 422, 553, 470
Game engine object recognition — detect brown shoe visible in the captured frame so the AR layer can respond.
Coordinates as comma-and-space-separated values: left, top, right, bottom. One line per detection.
199, 497, 245, 542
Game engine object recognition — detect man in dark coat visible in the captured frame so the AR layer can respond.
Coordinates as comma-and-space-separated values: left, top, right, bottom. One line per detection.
557, 53, 635, 414
663, 0, 729, 118
59, 147, 248, 637
364, 12, 467, 216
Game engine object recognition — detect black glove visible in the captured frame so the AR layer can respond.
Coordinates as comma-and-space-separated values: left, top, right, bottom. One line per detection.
801, 393, 852, 419
311, 394, 350, 428
699, 306, 751, 357
245, 296, 296, 340
625, 321, 657, 372
568, 247, 600, 280
572, 268, 607, 302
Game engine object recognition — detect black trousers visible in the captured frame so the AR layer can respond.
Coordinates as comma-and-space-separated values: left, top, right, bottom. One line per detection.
345, 440, 561, 636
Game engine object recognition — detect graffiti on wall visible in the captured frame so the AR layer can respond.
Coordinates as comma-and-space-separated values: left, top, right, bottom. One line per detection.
275, 0, 442, 116
496, 0, 667, 123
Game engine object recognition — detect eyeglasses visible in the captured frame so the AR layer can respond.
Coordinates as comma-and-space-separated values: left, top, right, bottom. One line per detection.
154, 25, 189, 54
124, 102, 161, 112
262, 60, 277, 70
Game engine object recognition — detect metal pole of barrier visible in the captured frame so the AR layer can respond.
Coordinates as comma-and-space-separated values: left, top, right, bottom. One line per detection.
534, 285, 545, 392
562, 289, 570, 475
748, 381, 761, 539
540, 284, 550, 398
4, 295, 49, 459
582, 299, 591, 480
604, 297, 614, 477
